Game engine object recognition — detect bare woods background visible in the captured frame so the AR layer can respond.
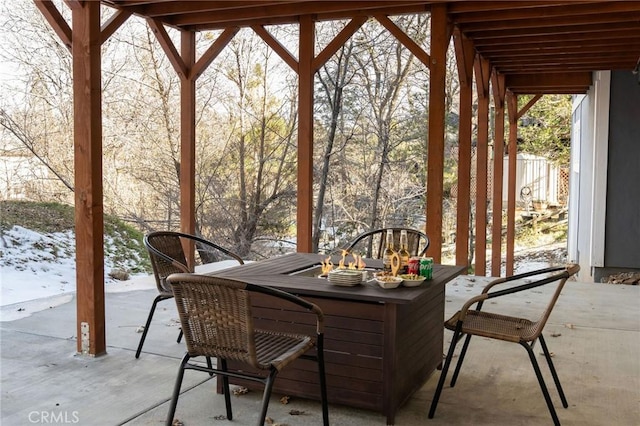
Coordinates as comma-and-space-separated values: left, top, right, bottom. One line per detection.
0, 2, 571, 262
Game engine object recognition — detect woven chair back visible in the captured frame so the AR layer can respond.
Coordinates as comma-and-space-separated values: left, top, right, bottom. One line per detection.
345, 227, 429, 259
169, 275, 260, 368
145, 233, 191, 294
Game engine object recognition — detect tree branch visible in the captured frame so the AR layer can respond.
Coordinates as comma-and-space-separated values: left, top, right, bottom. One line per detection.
0, 109, 74, 192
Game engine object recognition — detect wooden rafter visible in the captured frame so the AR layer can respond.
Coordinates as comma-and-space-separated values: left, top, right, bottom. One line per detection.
157, 2, 428, 29
465, 20, 639, 39
147, 18, 188, 78
101, 9, 132, 44
375, 14, 431, 67
252, 25, 298, 71
517, 94, 543, 120
313, 16, 367, 71
451, 1, 640, 22
34, 0, 72, 50
192, 27, 239, 79
460, 12, 639, 32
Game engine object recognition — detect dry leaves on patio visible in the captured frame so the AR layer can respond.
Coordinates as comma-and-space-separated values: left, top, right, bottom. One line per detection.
265, 417, 289, 426
232, 386, 249, 396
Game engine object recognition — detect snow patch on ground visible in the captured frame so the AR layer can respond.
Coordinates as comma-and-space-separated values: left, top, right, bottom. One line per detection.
0, 225, 247, 322
1, 225, 153, 321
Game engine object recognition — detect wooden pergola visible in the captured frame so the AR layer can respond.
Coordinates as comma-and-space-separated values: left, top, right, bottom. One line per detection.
34, 0, 640, 355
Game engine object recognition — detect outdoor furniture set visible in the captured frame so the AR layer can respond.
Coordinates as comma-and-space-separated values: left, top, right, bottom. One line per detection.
139, 230, 578, 426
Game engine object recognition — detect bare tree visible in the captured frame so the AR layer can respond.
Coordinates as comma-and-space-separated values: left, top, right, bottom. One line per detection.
197, 31, 298, 258
313, 27, 359, 252
0, 1, 74, 201
351, 17, 425, 232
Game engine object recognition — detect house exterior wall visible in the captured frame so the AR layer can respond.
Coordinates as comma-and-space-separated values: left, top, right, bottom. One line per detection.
600, 70, 640, 280
569, 70, 640, 282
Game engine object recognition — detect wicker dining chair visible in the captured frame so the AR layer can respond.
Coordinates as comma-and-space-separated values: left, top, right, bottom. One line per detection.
136, 231, 244, 358
428, 264, 580, 426
165, 273, 329, 426
343, 227, 429, 259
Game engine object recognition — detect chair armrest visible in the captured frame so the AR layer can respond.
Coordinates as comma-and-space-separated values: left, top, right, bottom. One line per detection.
480, 264, 577, 294
457, 264, 579, 322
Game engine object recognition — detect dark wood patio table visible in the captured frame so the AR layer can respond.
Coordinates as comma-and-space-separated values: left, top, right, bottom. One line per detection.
211, 252, 466, 424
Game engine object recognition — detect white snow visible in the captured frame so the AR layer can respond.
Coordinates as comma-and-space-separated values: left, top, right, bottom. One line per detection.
0, 225, 242, 322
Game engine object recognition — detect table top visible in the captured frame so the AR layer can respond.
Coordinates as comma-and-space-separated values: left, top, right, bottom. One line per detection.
211, 252, 466, 304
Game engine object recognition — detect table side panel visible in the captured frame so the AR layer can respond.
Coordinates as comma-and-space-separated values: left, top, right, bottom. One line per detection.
209, 254, 465, 418
224, 293, 387, 411
389, 282, 445, 414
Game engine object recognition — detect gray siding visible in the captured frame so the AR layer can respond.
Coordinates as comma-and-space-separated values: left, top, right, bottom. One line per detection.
604, 71, 640, 270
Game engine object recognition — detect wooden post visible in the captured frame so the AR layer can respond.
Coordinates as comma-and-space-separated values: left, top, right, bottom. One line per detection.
474, 56, 491, 276
491, 72, 505, 277
297, 15, 314, 253
505, 92, 518, 276
72, 1, 105, 356
180, 30, 197, 266
453, 28, 474, 270
425, 4, 450, 263
505, 94, 542, 275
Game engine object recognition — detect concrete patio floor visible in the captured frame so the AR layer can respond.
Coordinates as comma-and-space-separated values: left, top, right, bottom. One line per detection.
1, 272, 639, 426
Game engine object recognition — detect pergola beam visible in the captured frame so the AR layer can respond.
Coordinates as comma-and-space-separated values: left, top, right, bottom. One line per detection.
466, 21, 638, 40
451, 1, 640, 22
165, 2, 428, 30
460, 11, 638, 32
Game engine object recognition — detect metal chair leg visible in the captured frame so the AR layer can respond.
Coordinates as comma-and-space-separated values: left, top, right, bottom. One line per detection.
428, 325, 462, 419
136, 294, 171, 358
316, 335, 330, 426
206, 357, 214, 376
258, 368, 278, 426
165, 354, 190, 426
539, 335, 568, 407
176, 329, 183, 343
450, 333, 472, 387
220, 358, 233, 420
522, 341, 562, 426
